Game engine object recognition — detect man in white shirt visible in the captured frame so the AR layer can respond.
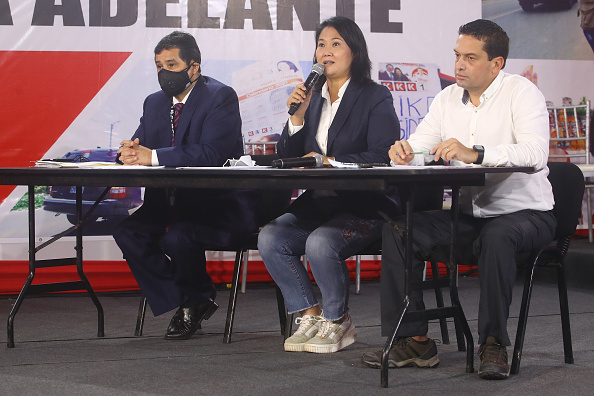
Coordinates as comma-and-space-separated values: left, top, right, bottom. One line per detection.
361, 19, 556, 380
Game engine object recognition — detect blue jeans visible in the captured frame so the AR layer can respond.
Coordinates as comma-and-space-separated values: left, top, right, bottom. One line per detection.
258, 212, 384, 321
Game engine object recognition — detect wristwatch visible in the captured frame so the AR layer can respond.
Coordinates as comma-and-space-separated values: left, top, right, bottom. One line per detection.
472, 145, 485, 165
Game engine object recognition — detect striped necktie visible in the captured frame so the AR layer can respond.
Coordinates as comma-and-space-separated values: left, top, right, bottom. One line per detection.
172, 103, 184, 145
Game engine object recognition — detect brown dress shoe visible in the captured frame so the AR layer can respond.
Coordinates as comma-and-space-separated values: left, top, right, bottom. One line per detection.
478, 342, 509, 380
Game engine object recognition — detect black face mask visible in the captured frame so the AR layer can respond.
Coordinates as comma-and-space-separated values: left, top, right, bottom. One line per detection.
158, 64, 195, 97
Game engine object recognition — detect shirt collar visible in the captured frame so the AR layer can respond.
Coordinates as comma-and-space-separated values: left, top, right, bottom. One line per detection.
461, 70, 505, 106
321, 78, 351, 102
172, 85, 195, 105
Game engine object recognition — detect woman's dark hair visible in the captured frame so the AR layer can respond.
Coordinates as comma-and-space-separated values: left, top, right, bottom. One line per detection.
154, 31, 202, 72
314, 16, 372, 86
458, 19, 509, 69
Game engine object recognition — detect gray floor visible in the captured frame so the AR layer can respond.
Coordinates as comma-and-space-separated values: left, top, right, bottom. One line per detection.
1, 238, 594, 395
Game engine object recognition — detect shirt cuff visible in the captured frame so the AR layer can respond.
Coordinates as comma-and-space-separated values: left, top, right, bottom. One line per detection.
151, 150, 159, 166
288, 118, 304, 136
480, 146, 495, 167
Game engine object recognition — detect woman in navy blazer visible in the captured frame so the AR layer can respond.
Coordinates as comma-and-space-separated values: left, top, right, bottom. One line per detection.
258, 16, 401, 354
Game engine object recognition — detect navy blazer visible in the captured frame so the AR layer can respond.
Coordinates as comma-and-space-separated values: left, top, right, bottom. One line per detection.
278, 79, 401, 218
130, 75, 258, 246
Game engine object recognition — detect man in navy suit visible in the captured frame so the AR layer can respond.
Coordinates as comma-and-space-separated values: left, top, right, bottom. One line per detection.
114, 31, 257, 340
378, 63, 395, 81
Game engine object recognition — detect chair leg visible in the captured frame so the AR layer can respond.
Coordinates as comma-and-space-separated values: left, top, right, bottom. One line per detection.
587, 188, 593, 243
448, 265, 466, 352
511, 262, 537, 375
275, 284, 294, 340
134, 295, 147, 337
241, 250, 249, 294
355, 255, 361, 295
275, 285, 286, 335
557, 263, 574, 364
284, 312, 294, 340
430, 261, 450, 345
223, 249, 245, 344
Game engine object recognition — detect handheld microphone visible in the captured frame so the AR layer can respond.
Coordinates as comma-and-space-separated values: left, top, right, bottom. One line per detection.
270, 153, 324, 169
288, 63, 325, 116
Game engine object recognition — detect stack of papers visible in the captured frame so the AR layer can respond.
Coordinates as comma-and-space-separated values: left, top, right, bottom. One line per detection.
34, 160, 119, 168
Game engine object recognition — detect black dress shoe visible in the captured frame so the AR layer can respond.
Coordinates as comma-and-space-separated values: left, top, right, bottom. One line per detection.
165, 299, 218, 340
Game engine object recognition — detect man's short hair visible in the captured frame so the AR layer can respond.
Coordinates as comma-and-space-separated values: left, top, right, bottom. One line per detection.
458, 19, 509, 69
154, 31, 201, 69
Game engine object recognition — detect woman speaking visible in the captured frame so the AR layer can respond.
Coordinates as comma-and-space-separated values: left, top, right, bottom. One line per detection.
258, 16, 401, 354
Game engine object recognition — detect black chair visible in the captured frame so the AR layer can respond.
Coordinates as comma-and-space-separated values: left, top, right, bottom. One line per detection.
510, 161, 583, 373
222, 187, 294, 343
133, 160, 294, 342
426, 161, 583, 374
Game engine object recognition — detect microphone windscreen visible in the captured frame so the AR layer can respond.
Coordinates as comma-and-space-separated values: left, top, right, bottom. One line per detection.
311, 63, 325, 76
287, 64, 325, 116
312, 153, 324, 167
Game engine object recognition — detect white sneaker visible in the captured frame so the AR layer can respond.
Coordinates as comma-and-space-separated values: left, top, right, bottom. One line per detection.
303, 314, 357, 353
284, 314, 322, 352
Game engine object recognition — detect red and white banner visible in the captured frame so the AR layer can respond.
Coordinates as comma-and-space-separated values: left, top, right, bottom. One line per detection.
0, 0, 592, 292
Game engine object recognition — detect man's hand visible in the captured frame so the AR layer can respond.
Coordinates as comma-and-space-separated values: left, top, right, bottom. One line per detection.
431, 138, 479, 164
117, 138, 152, 165
388, 140, 415, 165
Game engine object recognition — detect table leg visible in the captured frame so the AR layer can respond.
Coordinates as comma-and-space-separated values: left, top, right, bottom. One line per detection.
7, 186, 37, 348
380, 186, 415, 388
449, 186, 474, 372
7, 185, 108, 347
74, 186, 104, 338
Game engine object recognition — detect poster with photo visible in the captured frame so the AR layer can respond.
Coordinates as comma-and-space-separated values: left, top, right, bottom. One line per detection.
233, 60, 305, 151
377, 62, 442, 139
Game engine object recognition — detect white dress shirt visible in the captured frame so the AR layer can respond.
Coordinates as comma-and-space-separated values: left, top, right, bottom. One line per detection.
151, 87, 194, 166
405, 71, 554, 217
288, 79, 351, 156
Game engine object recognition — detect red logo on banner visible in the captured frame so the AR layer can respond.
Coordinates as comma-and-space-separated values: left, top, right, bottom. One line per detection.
407, 82, 417, 91
0, 51, 131, 204
394, 82, 406, 91
381, 81, 394, 91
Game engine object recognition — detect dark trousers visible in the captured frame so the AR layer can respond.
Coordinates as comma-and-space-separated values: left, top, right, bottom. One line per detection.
380, 209, 556, 346
113, 207, 216, 317
584, 29, 594, 53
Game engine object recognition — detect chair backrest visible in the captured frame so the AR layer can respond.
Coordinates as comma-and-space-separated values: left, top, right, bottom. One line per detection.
244, 141, 278, 156
255, 189, 293, 227
250, 153, 280, 167
411, 185, 445, 212
547, 161, 585, 239
234, 153, 291, 227
398, 159, 445, 213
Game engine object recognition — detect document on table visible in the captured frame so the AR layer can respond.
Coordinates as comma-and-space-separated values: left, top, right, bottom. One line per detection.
34, 160, 163, 169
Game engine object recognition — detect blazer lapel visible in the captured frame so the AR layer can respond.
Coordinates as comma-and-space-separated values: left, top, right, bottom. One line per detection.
326, 81, 364, 154
156, 99, 173, 148
172, 76, 204, 146
307, 93, 324, 152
